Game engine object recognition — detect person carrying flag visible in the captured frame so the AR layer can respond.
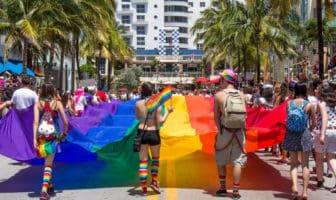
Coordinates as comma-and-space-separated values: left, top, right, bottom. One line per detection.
135, 82, 173, 195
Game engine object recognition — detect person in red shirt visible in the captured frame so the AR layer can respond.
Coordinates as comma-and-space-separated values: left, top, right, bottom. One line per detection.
96, 87, 107, 102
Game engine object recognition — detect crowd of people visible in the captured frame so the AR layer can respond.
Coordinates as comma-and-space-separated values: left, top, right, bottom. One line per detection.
0, 70, 336, 200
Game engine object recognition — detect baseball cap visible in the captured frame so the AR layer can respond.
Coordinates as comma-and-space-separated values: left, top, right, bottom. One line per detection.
219, 69, 237, 83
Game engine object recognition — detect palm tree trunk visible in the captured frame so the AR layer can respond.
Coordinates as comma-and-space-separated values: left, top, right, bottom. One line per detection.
22, 40, 28, 76
243, 47, 247, 81
96, 56, 101, 88
317, 0, 324, 80
71, 38, 76, 91
237, 49, 241, 74
107, 60, 112, 92
76, 36, 81, 80
256, 32, 261, 83
49, 42, 55, 69
59, 45, 65, 91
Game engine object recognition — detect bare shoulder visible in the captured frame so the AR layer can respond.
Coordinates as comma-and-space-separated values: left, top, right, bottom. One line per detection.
135, 100, 143, 107
214, 90, 224, 99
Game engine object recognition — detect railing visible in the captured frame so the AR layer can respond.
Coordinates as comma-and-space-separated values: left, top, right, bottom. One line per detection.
141, 71, 203, 78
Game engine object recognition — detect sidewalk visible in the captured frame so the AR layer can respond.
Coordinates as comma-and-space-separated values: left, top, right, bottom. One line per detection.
0, 151, 335, 200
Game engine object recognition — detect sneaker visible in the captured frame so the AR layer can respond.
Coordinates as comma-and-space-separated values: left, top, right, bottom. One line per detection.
40, 192, 50, 200
215, 189, 227, 197
150, 181, 161, 194
232, 193, 241, 200
47, 183, 55, 195
142, 187, 148, 196
330, 185, 336, 193
316, 179, 324, 188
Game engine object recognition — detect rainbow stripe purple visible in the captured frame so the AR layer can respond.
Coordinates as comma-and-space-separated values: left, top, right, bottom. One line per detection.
146, 86, 172, 114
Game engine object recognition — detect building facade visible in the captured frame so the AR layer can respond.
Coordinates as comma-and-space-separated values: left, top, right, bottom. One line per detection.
115, 0, 212, 84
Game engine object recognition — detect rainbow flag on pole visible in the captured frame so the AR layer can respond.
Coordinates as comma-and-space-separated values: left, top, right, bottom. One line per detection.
146, 86, 172, 114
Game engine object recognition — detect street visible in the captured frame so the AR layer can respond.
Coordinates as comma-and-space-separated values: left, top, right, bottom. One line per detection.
0, 150, 335, 200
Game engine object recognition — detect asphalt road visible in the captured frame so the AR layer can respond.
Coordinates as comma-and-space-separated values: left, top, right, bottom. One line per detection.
0, 151, 335, 200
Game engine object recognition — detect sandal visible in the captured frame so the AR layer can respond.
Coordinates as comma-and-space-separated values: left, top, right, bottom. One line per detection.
330, 185, 336, 193
291, 191, 299, 200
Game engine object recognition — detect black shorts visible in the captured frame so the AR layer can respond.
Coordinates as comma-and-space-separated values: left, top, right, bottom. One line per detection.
138, 129, 161, 145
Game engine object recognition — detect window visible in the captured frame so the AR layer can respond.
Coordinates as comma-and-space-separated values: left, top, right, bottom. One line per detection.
122, 4, 130, 10
136, 26, 146, 35
137, 15, 145, 21
122, 0, 130, 2
154, 26, 158, 30
200, 2, 206, 7
136, 4, 146, 13
154, 4, 158, 8
137, 37, 145, 46
154, 15, 158, 19
197, 43, 203, 50
124, 37, 131, 46
179, 38, 188, 44
188, 2, 193, 7
179, 27, 188, 33
121, 15, 130, 24
154, 37, 158, 40
122, 26, 130, 32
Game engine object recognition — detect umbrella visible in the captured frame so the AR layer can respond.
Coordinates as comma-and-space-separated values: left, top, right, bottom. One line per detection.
210, 77, 221, 84
194, 77, 209, 83
119, 87, 128, 92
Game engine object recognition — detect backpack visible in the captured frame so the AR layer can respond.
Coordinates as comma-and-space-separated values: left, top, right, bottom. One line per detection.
286, 100, 308, 133
222, 90, 246, 129
38, 102, 57, 141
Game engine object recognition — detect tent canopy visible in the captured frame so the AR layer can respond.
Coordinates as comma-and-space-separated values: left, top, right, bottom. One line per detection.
0, 61, 35, 76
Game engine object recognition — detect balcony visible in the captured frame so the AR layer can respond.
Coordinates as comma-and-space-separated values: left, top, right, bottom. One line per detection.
140, 72, 203, 84
118, 9, 133, 15
164, 0, 188, 7
132, 0, 148, 3
133, 20, 148, 25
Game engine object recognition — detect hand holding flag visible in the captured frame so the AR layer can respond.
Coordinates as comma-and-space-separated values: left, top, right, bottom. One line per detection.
145, 86, 172, 114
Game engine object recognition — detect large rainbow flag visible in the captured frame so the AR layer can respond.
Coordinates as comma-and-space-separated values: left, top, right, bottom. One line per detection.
0, 96, 287, 163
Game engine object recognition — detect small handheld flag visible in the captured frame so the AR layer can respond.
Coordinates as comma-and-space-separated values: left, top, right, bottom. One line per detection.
145, 86, 172, 114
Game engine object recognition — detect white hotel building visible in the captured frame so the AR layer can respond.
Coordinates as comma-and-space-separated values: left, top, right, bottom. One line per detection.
115, 0, 212, 84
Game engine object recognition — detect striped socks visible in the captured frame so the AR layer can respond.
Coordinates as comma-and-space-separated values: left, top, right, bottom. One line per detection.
41, 165, 52, 192
151, 157, 159, 182
219, 175, 226, 190
233, 182, 240, 194
139, 160, 148, 190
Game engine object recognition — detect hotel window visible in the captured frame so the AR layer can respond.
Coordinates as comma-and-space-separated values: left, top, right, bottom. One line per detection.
137, 15, 145, 21
137, 37, 145, 46
121, 15, 131, 24
122, 4, 130, 10
136, 4, 146, 13
122, 0, 130, 2
136, 26, 146, 35
200, 2, 206, 7
124, 37, 131, 46
188, 2, 193, 7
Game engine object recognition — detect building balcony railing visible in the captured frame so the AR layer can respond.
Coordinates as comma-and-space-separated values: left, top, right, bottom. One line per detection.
132, 0, 148, 4
133, 20, 148, 25
140, 71, 203, 84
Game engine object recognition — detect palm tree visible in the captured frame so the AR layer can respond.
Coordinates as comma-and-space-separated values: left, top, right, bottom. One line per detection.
1, 0, 42, 75
192, 0, 297, 83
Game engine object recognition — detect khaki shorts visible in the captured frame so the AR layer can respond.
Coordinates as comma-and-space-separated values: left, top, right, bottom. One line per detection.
215, 128, 247, 167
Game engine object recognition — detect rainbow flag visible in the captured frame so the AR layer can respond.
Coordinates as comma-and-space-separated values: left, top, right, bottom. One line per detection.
145, 86, 172, 114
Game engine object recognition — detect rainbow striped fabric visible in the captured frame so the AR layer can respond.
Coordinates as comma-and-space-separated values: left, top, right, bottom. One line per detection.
145, 86, 172, 114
